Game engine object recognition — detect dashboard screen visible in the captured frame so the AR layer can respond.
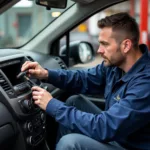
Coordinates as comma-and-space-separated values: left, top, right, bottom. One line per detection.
1, 60, 25, 86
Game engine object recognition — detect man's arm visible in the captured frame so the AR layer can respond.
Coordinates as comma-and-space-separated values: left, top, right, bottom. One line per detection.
47, 63, 106, 94
46, 73, 150, 141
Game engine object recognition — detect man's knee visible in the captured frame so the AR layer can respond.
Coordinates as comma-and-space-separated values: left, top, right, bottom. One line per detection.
56, 134, 80, 150
66, 95, 81, 106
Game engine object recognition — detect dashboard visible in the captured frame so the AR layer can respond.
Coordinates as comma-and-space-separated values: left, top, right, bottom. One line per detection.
0, 49, 67, 150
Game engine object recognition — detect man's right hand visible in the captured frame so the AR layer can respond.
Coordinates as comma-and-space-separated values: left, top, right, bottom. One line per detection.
21, 61, 48, 80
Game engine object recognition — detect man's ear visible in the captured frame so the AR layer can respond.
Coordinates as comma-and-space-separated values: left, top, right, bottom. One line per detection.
122, 39, 132, 53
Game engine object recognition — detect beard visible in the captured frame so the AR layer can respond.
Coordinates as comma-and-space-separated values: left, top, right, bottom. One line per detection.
101, 46, 124, 67
102, 56, 113, 66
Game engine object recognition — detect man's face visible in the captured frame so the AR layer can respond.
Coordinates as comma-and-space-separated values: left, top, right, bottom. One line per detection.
97, 27, 125, 67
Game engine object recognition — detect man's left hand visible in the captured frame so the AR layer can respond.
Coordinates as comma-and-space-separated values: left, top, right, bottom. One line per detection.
32, 86, 53, 110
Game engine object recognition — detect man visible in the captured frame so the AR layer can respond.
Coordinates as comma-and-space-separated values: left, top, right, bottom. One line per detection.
21, 13, 150, 150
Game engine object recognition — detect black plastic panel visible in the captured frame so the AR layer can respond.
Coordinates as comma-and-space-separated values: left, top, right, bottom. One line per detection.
0, 102, 14, 126
0, 124, 14, 145
0, 102, 15, 148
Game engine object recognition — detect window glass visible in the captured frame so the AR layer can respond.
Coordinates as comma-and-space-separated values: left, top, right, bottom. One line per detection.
0, 0, 74, 48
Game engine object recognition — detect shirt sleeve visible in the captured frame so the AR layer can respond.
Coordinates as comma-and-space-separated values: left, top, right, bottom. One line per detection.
46, 73, 150, 142
47, 62, 106, 94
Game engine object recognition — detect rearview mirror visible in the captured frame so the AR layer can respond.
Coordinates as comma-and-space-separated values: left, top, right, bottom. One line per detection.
36, 0, 67, 9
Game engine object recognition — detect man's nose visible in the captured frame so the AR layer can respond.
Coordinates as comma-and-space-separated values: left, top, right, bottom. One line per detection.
97, 45, 104, 54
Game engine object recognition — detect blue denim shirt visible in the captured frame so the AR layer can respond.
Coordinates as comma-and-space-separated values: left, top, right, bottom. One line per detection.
46, 44, 150, 150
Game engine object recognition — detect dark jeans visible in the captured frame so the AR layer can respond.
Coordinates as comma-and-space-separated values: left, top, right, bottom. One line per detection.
56, 95, 126, 150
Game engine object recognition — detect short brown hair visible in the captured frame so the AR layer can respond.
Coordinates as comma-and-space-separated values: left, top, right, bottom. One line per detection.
98, 12, 139, 49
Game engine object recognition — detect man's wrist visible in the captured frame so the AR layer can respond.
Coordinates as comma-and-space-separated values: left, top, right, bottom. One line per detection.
44, 69, 48, 80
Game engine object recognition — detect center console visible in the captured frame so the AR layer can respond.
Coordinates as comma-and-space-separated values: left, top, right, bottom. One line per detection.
0, 56, 46, 149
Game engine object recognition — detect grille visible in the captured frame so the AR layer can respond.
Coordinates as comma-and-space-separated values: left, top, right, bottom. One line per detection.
0, 73, 11, 92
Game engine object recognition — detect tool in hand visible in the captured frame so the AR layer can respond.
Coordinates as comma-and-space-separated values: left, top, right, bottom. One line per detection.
17, 70, 28, 79
17, 71, 48, 90
17, 71, 38, 87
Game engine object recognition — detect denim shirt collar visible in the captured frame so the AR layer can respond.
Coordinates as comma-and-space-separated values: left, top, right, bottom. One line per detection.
113, 44, 149, 82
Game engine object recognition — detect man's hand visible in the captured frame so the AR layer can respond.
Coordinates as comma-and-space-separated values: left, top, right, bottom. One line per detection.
32, 86, 53, 110
21, 61, 48, 80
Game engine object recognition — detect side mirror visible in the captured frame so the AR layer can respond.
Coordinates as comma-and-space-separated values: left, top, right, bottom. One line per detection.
60, 41, 95, 64
36, 0, 67, 9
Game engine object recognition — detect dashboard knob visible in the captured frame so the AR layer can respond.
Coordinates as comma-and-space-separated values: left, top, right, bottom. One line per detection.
24, 122, 33, 133
40, 112, 46, 123
21, 99, 33, 111
26, 136, 33, 146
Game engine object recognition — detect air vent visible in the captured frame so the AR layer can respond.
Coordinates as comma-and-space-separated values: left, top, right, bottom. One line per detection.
27, 56, 34, 61
0, 72, 15, 98
0, 73, 11, 92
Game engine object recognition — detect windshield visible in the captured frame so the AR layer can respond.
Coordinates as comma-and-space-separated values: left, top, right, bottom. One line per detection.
0, 0, 74, 48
